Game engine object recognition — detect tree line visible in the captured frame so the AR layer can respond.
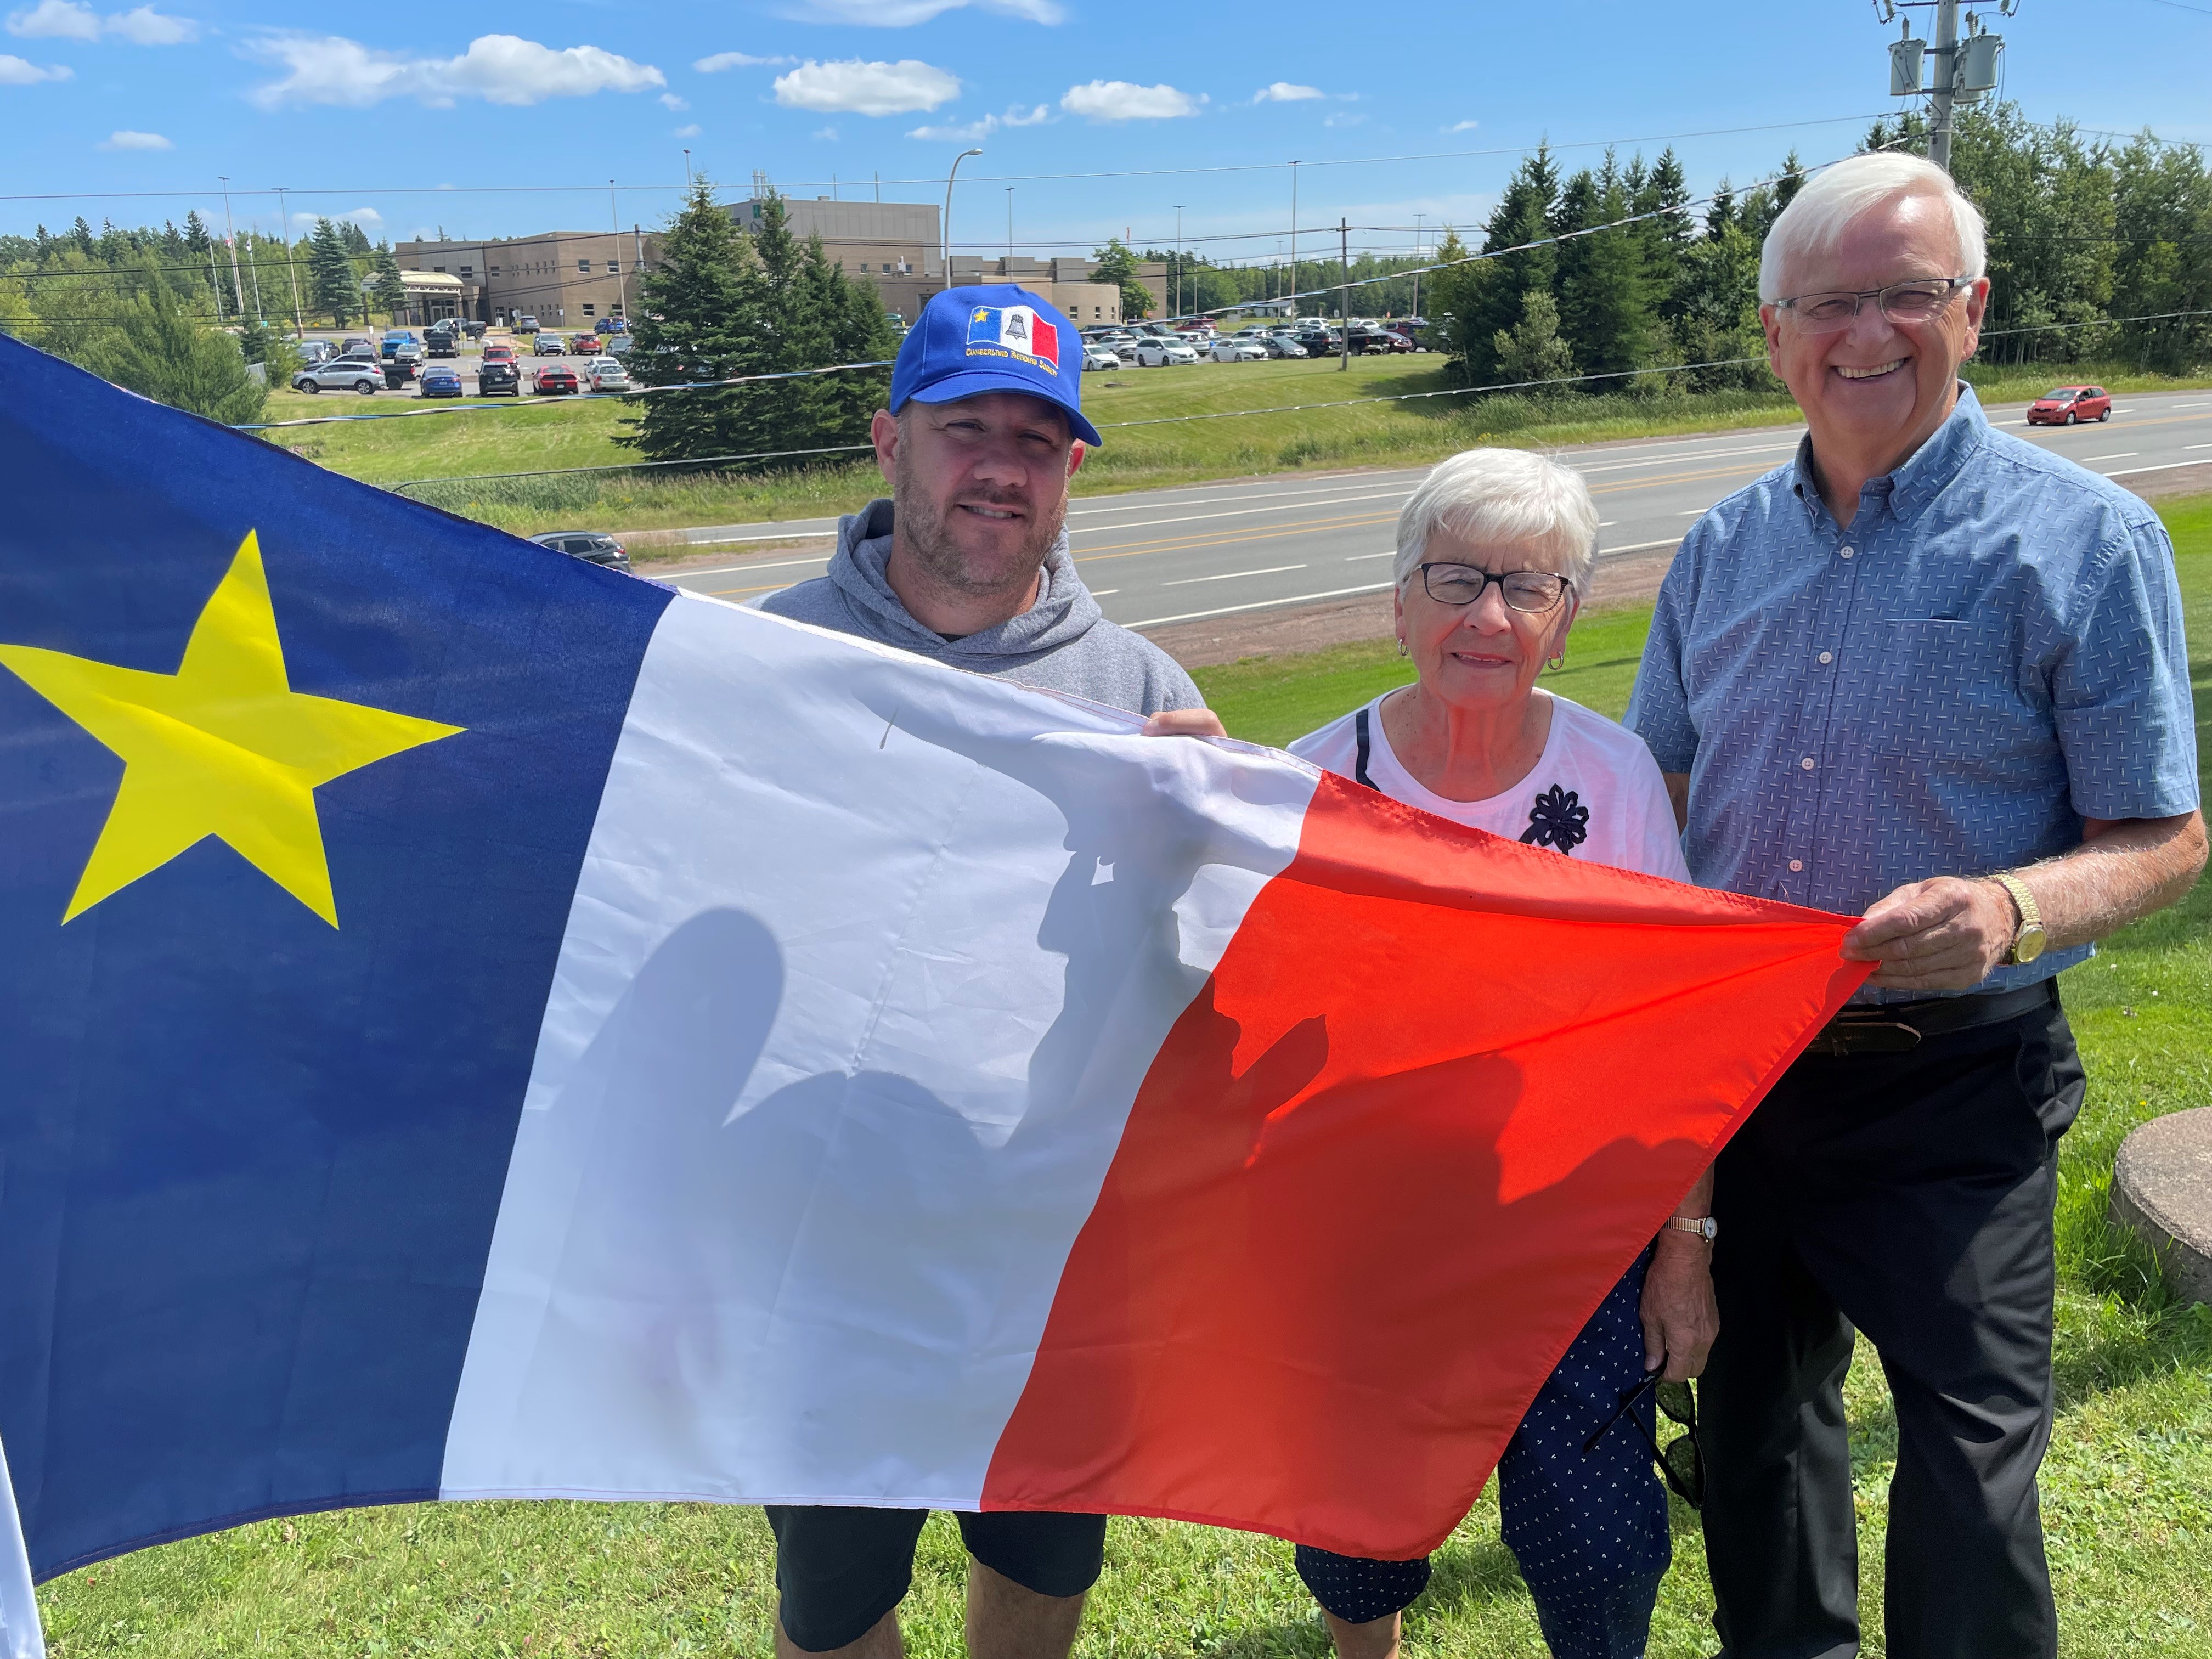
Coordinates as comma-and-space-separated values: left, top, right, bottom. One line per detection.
1424, 104, 2212, 396
621, 180, 900, 467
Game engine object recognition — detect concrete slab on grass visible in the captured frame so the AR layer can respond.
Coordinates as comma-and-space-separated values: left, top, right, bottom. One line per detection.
2111, 1106, 2212, 1308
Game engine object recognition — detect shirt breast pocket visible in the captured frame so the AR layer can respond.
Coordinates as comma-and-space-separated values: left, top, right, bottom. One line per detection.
1867, 617, 2024, 761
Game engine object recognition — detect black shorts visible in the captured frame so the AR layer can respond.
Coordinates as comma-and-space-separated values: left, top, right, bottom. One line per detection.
765, 1505, 1108, 1652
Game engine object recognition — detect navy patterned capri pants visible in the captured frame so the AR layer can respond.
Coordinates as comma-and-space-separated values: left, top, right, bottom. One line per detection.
1295, 1255, 1671, 1659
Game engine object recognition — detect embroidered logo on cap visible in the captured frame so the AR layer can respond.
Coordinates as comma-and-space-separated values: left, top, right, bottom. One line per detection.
966, 304, 1059, 375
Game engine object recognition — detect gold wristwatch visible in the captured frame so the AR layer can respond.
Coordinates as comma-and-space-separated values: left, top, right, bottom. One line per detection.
1665, 1215, 1718, 1242
1990, 872, 2047, 964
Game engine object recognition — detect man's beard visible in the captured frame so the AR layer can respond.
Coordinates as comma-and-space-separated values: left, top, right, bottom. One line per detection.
894, 449, 1068, 599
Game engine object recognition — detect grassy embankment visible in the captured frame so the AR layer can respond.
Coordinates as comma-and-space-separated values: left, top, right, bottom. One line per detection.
36, 497, 2212, 1656
255, 357, 2212, 544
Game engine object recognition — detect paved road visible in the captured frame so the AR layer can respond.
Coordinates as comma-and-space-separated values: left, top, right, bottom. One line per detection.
646, 388, 2212, 627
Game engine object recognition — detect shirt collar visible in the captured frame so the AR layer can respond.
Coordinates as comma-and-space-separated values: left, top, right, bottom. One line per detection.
1790, 381, 1988, 528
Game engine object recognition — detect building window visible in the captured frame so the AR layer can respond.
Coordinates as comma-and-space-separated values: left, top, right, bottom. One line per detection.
603, 260, 617, 274
583, 303, 596, 316
578, 259, 591, 274
460, 265, 473, 276
489, 265, 500, 275
433, 266, 445, 273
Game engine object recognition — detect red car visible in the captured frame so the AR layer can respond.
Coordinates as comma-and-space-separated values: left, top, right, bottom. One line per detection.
482, 342, 517, 364
533, 364, 581, 396
2025, 384, 2111, 426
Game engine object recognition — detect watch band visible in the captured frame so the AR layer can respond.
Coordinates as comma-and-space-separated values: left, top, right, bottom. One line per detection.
1665, 1215, 1718, 1242
1990, 872, 2046, 965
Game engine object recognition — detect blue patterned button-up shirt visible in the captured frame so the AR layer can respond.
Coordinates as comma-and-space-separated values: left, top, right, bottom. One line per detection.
1626, 385, 2198, 1000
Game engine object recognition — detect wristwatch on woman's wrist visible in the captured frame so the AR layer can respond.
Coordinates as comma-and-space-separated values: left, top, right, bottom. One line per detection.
1990, 872, 2047, 965
1665, 1215, 1718, 1242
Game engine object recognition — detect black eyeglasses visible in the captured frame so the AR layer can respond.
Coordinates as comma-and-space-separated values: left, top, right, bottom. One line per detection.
1771, 275, 1973, 335
1417, 563, 1575, 613
1584, 1373, 1702, 1509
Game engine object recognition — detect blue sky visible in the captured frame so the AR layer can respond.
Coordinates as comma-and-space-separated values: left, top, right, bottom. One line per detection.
2, 0, 2206, 258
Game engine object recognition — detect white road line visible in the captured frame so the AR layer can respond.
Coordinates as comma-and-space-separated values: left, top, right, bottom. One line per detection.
2174, 402, 2210, 409
2080, 452, 2138, 461
1680, 509, 1709, 516
1069, 488, 1413, 537
1599, 537, 1685, 556
1345, 551, 1397, 561
1089, 588, 1119, 596
1128, 581, 1396, 629
2106, 459, 2212, 477
1163, 563, 1310, 586
2187, 442, 2212, 450
1067, 477, 1423, 518
1598, 521, 1617, 527
1570, 439, 1802, 477
669, 554, 833, 580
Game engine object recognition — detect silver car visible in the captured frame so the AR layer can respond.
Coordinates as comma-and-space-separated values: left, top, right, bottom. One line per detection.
1210, 338, 1268, 363
291, 357, 383, 394
1133, 338, 1200, 367
585, 357, 631, 391
1081, 344, 1125, 371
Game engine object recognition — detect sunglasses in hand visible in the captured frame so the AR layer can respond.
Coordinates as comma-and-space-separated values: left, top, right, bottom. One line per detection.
1583, 1372, 1703, 1509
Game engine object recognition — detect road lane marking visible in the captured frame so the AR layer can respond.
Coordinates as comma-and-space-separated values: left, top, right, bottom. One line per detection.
1588, 460, 1775, 497
1570, 439, 1801, 477
2188, 443, 2212, 450
672, 555, 832, 581
1127, 581, 1395, 629
1599, 537, 1686, 556
704, 580, 793, 596
1069, 487, 1414, 536
2080, 453, 2138, 461
1074, 510, 1401, 564
2107, 459, 2212, 477
1163, 563, 1310, 586
1346, 551, 1397, 561
1090, 588, 1119, 596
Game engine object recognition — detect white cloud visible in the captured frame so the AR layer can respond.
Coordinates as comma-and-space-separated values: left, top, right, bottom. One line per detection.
1060, 80, 1200, 122
812, 125, 837, 140
1443, 118, 1478, 133
97, 126, 169, 147
1324, 110, 1364, 128
659, 91, 686, 109
1252, 81, 1321, 103
7, 0, 95, 39
105, 4, 193, 43
772, 57, 957, 116
0, 49, 67, 78
672, 121, 701, 137
779, 0, 1063, 23
693, 49, 793, 71
7, 1, 195, 42
906, 102, 1049, 142
247, 32, 663, 109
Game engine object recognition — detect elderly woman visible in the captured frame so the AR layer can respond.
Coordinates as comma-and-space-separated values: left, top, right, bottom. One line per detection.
1286, 448, 1717, 1659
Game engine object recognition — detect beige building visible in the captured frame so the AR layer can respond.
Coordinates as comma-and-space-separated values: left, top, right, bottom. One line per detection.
393, 229, 661, 328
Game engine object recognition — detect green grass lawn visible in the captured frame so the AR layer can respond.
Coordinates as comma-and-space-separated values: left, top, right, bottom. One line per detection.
258, 358, 2212, 543
34, 501, 2212, 1658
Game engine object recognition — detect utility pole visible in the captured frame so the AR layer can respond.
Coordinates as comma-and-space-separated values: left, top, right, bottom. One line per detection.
245, 222, 264, 320
1412, 211, 1426, 323
1882, 0, 2008, 176
273, 185, 303, 337
1337, 217, 1350, 373
1172, 205, 1186, 319
218, 176, 245, 320
1006, 186, 1014, 269
611, 180, 627, 321
1288, 161, 1300, 321
1927, 0, 1959, 173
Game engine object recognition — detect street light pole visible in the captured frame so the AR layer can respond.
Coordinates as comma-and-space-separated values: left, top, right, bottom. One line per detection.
612, 179, 627, 321
1173, 204, 1184, 319
943, 147, 983, 292
1006, 185, 1014, 269
273, 185, 303, 337
1338, 217, 1350, 373
218, 175, 245, 321
1288, 161, 1299, 321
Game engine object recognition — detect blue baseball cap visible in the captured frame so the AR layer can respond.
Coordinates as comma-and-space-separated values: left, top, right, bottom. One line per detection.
890, 284, 1103, 447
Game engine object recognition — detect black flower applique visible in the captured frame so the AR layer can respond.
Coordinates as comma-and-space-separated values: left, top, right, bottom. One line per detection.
1520, 784, 1589, 853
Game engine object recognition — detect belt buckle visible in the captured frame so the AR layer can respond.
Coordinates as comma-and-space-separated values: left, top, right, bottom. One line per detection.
1816, 1018, 1923, 1056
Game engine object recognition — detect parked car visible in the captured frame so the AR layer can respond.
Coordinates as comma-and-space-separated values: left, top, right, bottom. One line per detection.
1293, 329, 1340, 357
1132, 338, 1200, 367
417, 364, 465, 399
533, 363, 582, 395
299, 338, 337, 365
291, 358, 383, 394
516, 314, 541, 331
1081, 343, 1125, 371
584, 357, 631, 391
477, 359, 521, 396
1262, 333, 1308, 358
482, 341, 517, 364
461, 319, 488, 338
1176, 331, 1213, 354
2025, 384, 2111, 425
528, 531, 630, 571
425, 330, 459, 358
534, 332, 566, 356
1373, 329, 1415, 354
1210, 338, 1268, 363
340, 336, 373, 357
380, 331, 418, 361
605, 334, 634, 357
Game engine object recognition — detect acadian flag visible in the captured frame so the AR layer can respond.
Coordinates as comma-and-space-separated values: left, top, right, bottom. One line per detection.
966, 302, 1060, 370
0, 335, 1869, 1615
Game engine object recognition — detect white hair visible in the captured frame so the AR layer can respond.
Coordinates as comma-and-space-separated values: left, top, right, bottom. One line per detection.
1757, 152, 1987, 304
1392, 448, 1599, 592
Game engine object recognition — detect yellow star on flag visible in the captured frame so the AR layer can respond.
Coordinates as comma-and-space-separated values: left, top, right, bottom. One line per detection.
0, 529, 464, 927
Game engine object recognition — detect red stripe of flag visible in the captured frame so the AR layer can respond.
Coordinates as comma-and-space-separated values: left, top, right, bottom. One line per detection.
983, 771, 1867, 1558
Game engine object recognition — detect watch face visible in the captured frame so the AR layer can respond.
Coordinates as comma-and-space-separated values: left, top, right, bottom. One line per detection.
2016, 927, 2047, 964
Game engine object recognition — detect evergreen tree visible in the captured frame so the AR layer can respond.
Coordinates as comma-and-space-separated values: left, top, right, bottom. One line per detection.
87, 257, 266, 424
372, 242, 407, 321
338, 220, 372, 255
813, 246, 899, 447
182, 210, 211, 255
622, 176, 771, 464
1493, 289, 1576, 385
306, 218, 359, 325
1634, 148, 1695, 324
1434, 145, 1560, 383
70, 217, 96, 257
1556, 155, 1657, 382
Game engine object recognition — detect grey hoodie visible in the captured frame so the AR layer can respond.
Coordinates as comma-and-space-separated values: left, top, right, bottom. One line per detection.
759, 498, 1203, 716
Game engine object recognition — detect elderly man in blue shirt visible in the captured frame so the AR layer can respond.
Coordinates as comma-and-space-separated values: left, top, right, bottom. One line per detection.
1628, 151, 2204, 1659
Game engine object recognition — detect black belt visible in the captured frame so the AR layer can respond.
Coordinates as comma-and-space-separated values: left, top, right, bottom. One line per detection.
1804, 980, 2056, 1058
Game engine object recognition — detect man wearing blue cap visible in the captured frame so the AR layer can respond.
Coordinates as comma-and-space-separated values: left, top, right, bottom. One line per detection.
758, 288, 1221, 1658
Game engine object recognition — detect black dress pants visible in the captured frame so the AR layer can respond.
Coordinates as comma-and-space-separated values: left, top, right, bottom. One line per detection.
1699, 986, 2083, 1659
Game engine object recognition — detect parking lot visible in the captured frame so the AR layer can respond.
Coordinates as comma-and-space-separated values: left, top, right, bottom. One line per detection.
279, 324, 633, 405
1076, 318, 1427, 373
